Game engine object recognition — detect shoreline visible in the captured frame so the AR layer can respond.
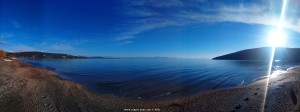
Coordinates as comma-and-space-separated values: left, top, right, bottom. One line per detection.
0, 60, 165, 111
1, 60, 299, 111
169, 66, 300, 112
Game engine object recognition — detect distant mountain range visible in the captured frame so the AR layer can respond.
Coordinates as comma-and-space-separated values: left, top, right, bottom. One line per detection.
13, 48, 300, 60
88, 56, 119, 59
5, 51, 176, 59
213, 47, 300, 61
6, 52, 87, 59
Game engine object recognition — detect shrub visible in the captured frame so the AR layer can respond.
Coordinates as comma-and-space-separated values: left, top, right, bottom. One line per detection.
0, 50, 6, 59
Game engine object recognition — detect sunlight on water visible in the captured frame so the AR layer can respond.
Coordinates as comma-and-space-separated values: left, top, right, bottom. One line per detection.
267, 70, 286, 78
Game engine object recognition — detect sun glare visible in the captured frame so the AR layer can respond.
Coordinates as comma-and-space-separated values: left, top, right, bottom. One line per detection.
268, 30, 286, 47
263, 0, 288, 111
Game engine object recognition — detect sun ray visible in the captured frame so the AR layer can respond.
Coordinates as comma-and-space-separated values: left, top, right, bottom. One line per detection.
262, 0, 288, 111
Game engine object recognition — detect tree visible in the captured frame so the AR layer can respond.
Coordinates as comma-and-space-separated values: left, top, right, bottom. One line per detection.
0, 50, 6, 59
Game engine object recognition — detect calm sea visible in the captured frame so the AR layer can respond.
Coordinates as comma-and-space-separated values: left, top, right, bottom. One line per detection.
21, 58, 297, 100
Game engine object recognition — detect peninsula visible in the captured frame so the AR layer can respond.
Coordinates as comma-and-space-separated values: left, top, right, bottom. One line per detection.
213, 47, 300, 61
6, 52, 87, 59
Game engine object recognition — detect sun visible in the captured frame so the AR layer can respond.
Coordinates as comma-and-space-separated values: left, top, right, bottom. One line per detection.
267, 30, 286, 47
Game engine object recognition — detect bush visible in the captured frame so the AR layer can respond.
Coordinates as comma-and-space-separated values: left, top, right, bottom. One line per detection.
0, 50, 6, 59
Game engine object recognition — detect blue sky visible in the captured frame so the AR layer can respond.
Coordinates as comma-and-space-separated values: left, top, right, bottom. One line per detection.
1, 0, 300, 58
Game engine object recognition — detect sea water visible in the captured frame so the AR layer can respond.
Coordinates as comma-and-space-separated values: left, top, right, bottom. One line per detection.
21, 58, 297, 100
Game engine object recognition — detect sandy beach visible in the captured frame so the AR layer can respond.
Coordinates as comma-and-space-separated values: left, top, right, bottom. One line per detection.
1, 60, 300, 112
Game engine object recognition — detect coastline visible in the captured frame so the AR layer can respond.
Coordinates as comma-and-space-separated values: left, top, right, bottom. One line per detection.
0, 60, 164, 112
168, 66, 300, 112
1, 60, 299, 111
